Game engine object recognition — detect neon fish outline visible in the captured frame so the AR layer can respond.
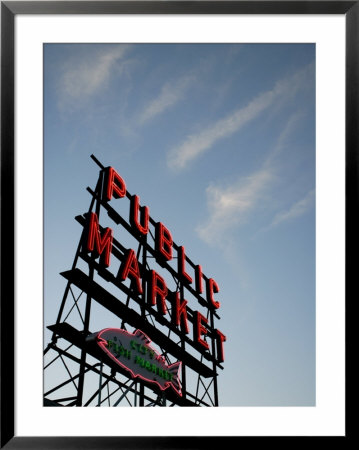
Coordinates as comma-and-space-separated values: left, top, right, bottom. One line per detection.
96, 328, 182, 397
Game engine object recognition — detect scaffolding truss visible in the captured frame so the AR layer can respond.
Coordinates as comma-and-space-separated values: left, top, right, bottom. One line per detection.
44, 155, 223, 407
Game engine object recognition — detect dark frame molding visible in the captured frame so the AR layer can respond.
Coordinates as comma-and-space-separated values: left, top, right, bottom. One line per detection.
1, 1, 355, 448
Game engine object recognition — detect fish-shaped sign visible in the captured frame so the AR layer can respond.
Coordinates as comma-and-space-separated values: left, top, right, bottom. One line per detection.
95, 328, 182, 397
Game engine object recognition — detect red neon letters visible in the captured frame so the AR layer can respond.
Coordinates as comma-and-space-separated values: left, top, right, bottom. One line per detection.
118, 249, 143, 294
155, 222, 173, 261
86, 212, 113, 267
172, 292, 190, 334
207, 278, 220, 309
148, 270, 168, 315
195, 265, 203, 294
130, 195, 149, 235
194, 311, 210, 351
105, 167, 126, 201
215, 329, 226, 363
178, 246, 193, 284
86, 165, 225, 362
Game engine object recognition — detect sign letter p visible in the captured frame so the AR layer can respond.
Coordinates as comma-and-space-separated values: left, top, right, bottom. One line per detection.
104, 167, 126, 201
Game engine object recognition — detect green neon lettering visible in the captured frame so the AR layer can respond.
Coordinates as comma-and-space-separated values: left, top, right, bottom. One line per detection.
140, 345, 146, 354
135, 356, 145, 367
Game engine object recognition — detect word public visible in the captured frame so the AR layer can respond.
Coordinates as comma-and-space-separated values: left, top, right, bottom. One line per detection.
84, 167, 226, 363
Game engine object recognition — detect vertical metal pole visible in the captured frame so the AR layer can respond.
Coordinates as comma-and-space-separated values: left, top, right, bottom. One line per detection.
76, 270, 93, 406
139, 235, 147, 406
97, 361, 103, 406
209, 309, 219, 406
179, 284, 187, 401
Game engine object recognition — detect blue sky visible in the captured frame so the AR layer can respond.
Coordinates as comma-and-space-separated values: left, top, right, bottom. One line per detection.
44, 43, 315, 406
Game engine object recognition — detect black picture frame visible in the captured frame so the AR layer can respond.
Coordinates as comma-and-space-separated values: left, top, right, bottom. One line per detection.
1, 1, 355, 447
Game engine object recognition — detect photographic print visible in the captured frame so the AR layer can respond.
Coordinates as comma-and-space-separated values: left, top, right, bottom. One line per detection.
43, 43, 315, 408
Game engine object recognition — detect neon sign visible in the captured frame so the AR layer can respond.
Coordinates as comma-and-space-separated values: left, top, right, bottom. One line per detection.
96, 328, 182, 396
46, 156, 227, 407
82, 165, 226, 363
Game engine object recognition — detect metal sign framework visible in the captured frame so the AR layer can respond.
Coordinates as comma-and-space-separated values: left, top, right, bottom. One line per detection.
44, 155, 224, 407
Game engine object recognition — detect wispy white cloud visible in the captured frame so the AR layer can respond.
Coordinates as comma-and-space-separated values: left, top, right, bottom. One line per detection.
121, 47, 242, 135
167, 64, 313, 171
138, 75, 194, 125
58, 45, 131, 108
196, 168, 274, 246
269, 190, 315, 228
196, 111, 311, 246
264, 112, 304, 167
